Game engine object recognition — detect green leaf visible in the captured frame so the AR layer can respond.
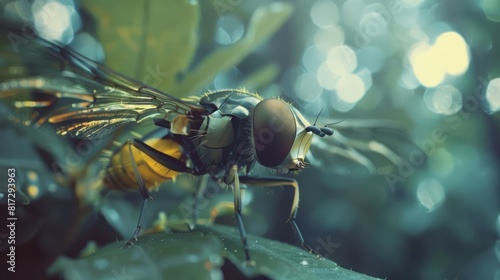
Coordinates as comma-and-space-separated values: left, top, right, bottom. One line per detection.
83, 0, 200, 93
199, 225, 381, 280
48, 224, 382, 280
49, 232, 224, 280
173, 2, 294, 95
240, 62, 281, 91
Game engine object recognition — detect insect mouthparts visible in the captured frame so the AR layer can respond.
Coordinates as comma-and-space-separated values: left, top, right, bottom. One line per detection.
290, 158, 306, 171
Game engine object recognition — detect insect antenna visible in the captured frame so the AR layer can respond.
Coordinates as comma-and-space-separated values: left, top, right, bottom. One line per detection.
313, 106, 324, 126
324, 119, 346, 127
316, 117, 344, 137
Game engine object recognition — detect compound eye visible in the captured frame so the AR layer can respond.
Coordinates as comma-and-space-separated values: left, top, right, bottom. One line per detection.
252, 99, 296, 167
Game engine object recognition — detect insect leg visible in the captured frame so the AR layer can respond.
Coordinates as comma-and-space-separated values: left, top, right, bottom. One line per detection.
123, 139, 152, 247
192, 174, 209, 227
128, 139, 191, 173
239, 176, 315, 254
228, 165, 255, 266
209, 201, 234, 223
123, 138, 191, 247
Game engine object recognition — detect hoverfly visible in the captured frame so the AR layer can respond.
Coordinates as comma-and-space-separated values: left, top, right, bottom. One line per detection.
0, 21, 404, 265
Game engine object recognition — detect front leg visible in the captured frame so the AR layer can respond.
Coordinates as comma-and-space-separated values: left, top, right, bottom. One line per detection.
239, 176, 314, 254
192, 174, 209, 227
227, 165, 255, 266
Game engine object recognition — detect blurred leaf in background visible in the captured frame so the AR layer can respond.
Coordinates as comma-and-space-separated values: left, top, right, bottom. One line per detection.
83, 0, 200, 92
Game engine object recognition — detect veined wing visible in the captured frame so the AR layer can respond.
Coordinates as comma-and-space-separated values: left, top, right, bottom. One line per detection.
0, 21, 207, 139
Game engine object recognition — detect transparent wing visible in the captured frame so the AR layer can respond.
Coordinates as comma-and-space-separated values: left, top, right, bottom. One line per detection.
0, 21, 207, 139
292, 108, 412, 174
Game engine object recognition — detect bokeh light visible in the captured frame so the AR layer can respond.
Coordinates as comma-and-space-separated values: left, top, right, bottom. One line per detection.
310, 0, 339, 29
482, 0, 500, 22
409, 42, 446, 88
341, 0, 366, 28
32, 0, 77, 44
329, 90, 356, 112
302, 45, 326, 73
316, 61, 339, 90
399, 69, 420, 90
294, 72, 323, 102
360, 3, 390, 37
417, 179, 445, 212
436, 32, 470, 75
486, 78, 500, 114
313, 25, 345, 52
356, 67, 372, 92
213, 67, 241, 89
393, 2, 420, 27
27, 184, 40, 198
423, 84, 463, 115
70, 32, 105, 62
326, 45, 357, 76
215, 14, 244, 45
336, 74, 365, 103
427, 148, 455, 177
409, 31, 469, 87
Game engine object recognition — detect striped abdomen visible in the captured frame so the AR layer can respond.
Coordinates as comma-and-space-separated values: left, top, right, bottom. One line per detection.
103, 137, 184, 191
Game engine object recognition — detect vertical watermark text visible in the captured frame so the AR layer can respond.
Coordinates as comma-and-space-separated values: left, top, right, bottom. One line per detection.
6, 168, 17, 273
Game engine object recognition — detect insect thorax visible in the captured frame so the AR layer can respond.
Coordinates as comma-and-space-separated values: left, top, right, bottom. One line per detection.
191, 90, 261, 181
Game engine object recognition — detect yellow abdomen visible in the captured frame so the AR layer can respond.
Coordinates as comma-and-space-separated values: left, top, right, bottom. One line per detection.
104, 138, 184, 191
